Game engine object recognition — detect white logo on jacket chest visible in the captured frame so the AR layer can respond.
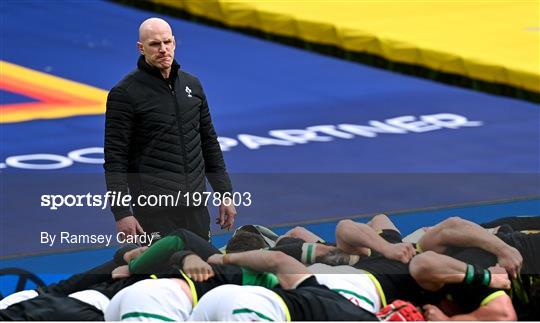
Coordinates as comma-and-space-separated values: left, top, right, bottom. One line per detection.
185, 86, 192, 98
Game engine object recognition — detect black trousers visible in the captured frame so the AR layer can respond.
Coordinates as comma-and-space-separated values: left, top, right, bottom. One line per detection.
136, 205, 211, 241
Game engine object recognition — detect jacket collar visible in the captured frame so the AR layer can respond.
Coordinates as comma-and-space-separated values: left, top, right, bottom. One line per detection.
137, 55, 180, 81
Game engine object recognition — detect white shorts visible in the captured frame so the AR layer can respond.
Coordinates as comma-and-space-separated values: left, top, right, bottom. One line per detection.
309, 263, 380, 313
104, 278, 193, 321
68, 289, 110, 312
189, 284, 288, 321
0, 290, 38, 310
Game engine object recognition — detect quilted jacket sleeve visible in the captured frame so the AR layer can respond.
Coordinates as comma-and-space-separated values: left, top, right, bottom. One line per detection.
199, 87, 233, 195
104, 86, 134, 220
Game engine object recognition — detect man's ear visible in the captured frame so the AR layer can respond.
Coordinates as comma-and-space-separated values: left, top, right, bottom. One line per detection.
137, 42, 144, 55
172, 36, 176, 49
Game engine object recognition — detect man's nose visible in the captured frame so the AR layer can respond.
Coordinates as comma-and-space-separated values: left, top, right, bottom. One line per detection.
159, 43, 166, 52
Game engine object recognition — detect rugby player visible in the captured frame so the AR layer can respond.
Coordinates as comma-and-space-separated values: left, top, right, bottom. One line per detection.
190, 249, 379, 321
105, 251, 280, 321
410, 251, 516, 320
0, 245, 145, 320
315, 214, 517, 320
415, 216, 539, 320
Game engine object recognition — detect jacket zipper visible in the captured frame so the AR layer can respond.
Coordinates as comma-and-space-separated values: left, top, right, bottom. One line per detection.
169, 81, 190, 192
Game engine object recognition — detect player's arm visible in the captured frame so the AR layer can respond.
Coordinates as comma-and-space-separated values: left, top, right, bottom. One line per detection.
410, 251, 510, 291
423, 293, 517, 321
211, 250, 312, 289
126, 228, 221, 274
279, 226, 325, 243
271, 242, 335, 264
126, 235, 186, 274
366, 214, 400, 232
418, 217, 522, 278
336, 219, 415, 263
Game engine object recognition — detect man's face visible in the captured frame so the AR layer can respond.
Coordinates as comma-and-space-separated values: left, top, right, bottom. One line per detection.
138, 27, 175, 71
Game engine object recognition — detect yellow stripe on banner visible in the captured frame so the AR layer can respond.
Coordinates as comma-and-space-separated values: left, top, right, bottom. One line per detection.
0, 60, 107, 123
365, 272, 387, 307
150, 0, 540, 93
179, 270, 199, 306
271, 292, 292, 322
480, 290, 507, 306
1, 61, 106, 100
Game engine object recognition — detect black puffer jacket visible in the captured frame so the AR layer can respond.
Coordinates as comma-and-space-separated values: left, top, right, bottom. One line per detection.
104, 56, 232, 220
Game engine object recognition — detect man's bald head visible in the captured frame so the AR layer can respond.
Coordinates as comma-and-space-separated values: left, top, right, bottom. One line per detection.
137, 17, 176, 78
139, 18, 172, 42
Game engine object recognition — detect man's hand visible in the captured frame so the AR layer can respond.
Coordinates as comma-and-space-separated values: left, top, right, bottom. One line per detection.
112, 265, 131, 280
381, 242, 416, 263
488, 265, 511, 289
216, 198, 236, 231
116, 216, 144, 237
207, 254, 225, 265
422, 304, 449, 321
123, 246, 148, 263
496, 246, 522, 279
183, 254, 215, 282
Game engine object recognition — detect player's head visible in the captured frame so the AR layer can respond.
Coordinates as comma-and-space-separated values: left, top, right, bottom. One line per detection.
226, 231, 267, 253
137, 17, 176, 72
376, 300, 424, 321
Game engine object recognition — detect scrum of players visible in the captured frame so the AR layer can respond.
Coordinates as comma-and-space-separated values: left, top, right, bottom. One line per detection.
1, 215, 538, 321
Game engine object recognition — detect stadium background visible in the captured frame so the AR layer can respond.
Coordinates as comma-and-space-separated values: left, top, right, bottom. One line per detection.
1, 0, 538, 298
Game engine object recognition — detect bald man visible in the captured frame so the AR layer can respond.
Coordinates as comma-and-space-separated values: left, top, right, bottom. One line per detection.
104, 18, 236, 242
